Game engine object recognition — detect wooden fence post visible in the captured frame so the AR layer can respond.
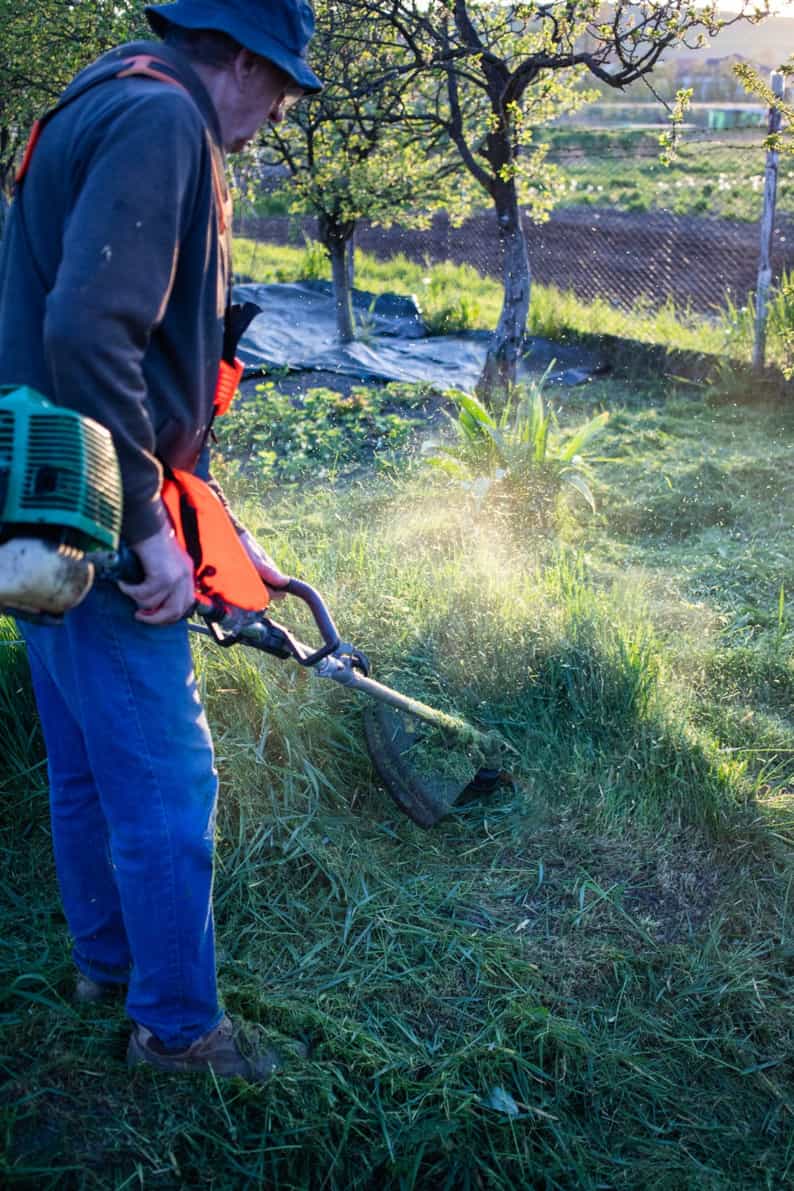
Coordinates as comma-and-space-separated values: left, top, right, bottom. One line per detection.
753, 71, 786, 373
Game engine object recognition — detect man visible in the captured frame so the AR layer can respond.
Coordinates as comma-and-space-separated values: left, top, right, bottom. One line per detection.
0, 1, 322, 1080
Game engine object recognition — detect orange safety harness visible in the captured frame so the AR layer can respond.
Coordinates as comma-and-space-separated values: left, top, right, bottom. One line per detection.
162, 468, 269, 612
17, 52, 267, 613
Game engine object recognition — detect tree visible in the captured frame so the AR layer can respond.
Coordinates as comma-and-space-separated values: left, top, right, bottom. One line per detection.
0, 0, 145, 205
733, 57, 794, 376
359, 1, 769, 398
258, 0, 463, 342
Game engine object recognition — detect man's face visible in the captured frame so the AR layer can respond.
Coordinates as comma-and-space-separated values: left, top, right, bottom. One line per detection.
224, 53, 305, 152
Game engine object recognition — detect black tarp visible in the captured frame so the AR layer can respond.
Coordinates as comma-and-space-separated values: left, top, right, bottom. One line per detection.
236, 281, 605, 391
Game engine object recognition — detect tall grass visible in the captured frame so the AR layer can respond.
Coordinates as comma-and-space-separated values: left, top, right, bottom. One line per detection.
2, 399, 794, 1187
194, 486, 748, 838
0, 617, 44, 798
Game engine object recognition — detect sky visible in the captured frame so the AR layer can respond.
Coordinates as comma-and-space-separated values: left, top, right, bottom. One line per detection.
729, 1, 793, 10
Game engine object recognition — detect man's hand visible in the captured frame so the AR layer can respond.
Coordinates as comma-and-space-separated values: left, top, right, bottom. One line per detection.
238, 529, 290, 601
119, 520, 195, 625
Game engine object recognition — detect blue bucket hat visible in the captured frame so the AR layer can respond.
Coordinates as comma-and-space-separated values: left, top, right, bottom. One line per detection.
145, 0, 323, 93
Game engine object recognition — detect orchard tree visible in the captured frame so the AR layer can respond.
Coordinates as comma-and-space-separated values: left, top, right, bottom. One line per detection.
360, 0, 769, 398
259, 0, 464, 342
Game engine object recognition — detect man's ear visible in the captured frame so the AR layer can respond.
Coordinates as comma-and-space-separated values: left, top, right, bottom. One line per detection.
234, 49, 259, 83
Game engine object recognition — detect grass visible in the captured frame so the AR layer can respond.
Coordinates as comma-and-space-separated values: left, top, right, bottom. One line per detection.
2, 375, 794, 1186
544, 127, 794, 223
248, 128, 794, 225
234, 238, 794, 372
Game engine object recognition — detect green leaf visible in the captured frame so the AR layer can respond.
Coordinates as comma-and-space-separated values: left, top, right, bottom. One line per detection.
454, 391, 497, 429
563, 470, 597, 512
559, 412, 610, 462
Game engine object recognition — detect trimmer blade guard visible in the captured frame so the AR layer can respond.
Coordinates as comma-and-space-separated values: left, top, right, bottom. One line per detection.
363, 700, 506, 828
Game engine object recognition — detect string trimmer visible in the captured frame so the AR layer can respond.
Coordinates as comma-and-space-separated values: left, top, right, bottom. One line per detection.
0, 384, 512, 826
180, 582, 513, 827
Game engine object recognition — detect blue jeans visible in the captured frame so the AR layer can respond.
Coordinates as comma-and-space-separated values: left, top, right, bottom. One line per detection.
21, 579, 221, 1049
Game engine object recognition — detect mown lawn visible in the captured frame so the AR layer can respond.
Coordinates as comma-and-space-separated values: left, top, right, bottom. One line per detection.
1, 373, 794, 1188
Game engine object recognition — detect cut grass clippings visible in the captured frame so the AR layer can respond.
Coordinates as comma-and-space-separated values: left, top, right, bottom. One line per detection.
2, 384, 794, 1187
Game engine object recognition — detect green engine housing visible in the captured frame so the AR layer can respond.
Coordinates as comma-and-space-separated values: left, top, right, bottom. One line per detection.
0, 385, 122, 552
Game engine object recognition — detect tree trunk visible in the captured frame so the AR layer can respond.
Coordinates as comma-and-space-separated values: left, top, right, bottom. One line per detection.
347, 235, 355, 293
318, 213, 356, 343
477, 183, 531, 406
329, 237, 355, 342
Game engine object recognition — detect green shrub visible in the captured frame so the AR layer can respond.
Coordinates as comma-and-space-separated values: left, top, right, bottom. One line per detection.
424, 378, 608, 527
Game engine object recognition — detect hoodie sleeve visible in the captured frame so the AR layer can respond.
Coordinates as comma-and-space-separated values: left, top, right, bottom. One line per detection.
43, 86, 206, 543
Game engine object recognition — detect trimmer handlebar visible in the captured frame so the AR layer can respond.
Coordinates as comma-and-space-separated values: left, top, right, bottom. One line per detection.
99, 547, 341, 666
112, 544, 146, 585
194, 581, 341, 667
281, 578, 341, 665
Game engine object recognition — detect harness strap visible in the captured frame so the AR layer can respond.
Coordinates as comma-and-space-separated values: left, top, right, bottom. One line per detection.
214, 359, 244, 417
14, 53, 230, 236
210, 151, 232, 236
116, 54, 190, 91
15, 120, 43, 186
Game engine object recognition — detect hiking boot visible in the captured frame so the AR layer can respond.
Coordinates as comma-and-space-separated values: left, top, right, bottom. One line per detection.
74, 974, 125, 1004
127, 1014, 290, 1082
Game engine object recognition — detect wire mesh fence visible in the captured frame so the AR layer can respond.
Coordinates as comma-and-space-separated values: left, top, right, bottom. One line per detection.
236, 128, 794, 324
